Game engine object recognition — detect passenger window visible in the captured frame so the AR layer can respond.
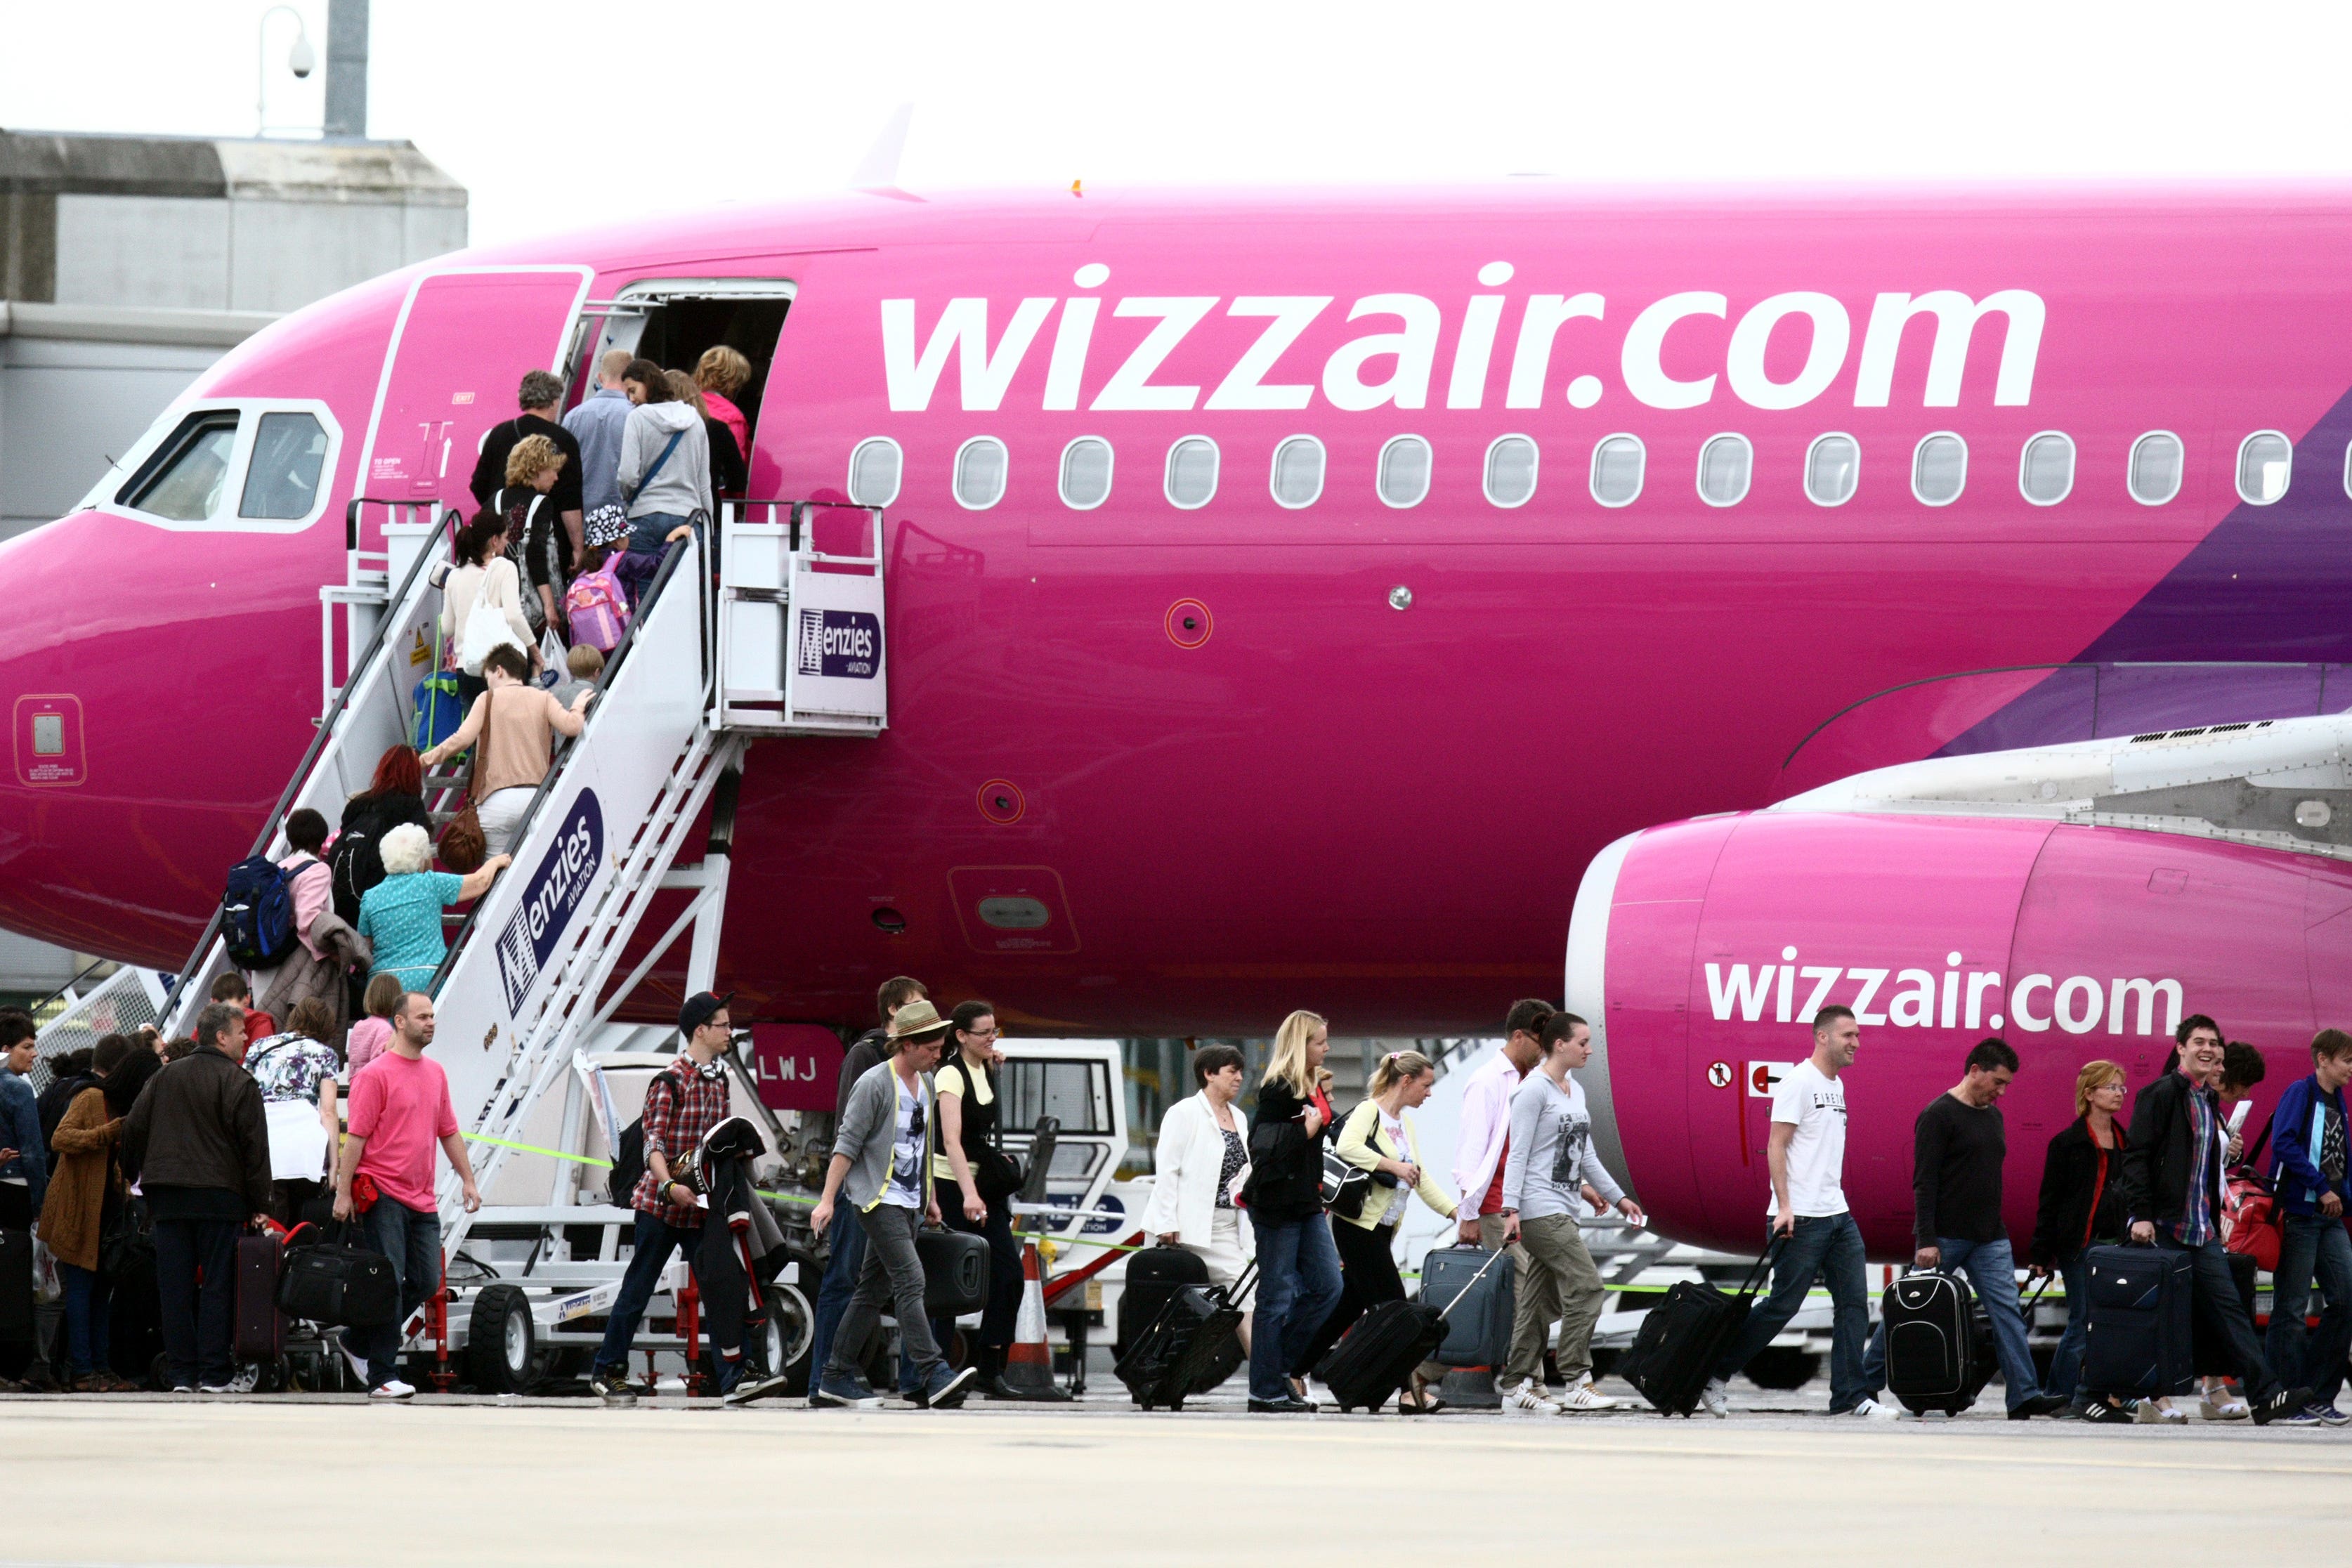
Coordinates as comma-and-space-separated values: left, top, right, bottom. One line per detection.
1805, 433, 1859, 506
1697, 434, 1751, 507
1912, 433, 1967, 506
2018, 432, 2075, 506
1484, 436, 1537, 508
238, 412, 329, 520
847, 438, 902, 507
1059, 438, 1113, 509
2237, 431, 2291, 504
122, 412, 240, 521
1165, 437, 1219, 509
1270, 436, 1325, 508
953, 437, 1007, 510
1378, 436, 1431, 509
1590, 435, 1645, 507
2129, 431, 2183, 506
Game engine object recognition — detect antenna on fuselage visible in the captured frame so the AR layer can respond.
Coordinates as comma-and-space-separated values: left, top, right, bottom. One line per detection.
852, 103, 915, 192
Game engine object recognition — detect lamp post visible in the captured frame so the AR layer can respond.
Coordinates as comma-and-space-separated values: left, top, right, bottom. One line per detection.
256, 5, 318, 138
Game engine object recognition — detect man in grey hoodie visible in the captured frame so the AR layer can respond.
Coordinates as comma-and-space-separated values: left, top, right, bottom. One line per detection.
805, 1000, 977, 1411
613, 357, 711, 609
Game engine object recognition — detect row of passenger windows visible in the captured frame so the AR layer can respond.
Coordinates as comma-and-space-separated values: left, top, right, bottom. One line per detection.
846, 429, 2308, 514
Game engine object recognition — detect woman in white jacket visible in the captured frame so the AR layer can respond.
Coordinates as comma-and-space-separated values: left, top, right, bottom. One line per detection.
1144, 1044, 1255, 1340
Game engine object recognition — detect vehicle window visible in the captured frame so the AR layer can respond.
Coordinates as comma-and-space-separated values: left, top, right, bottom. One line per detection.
2237, 431, 2290, 505
1805, 433, 1859, 506
1697, 434, 1752, 506
1912, 433, 1967, 505
847, 438, 902, 507
1059, 437, 1113, 509
954, 437, 1007, 509
1165, 437, 1219, 509
1484, 436, 1537, 507
238, 412, 329, 520
2129, 432, 2183, 505
1000, 1058, 1113, 1136
122, 412, 239, 521
2019, 432, 2075, 505
1590, 435, 1645, 507
1270, 436, 1325, 507
1378, 436, 1431, 508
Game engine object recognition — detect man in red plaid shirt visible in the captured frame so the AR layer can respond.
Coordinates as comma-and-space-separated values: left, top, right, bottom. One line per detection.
589, 991, 738, 1404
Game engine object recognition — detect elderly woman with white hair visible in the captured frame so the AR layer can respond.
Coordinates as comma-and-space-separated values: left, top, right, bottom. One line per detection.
355, 823, 510, 991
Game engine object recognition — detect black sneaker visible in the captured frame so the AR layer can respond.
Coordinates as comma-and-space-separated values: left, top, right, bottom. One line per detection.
723, 1371, 793, 1406
1248, 1396, 1314, 1413
2077, 1397, 2134, 1423
809, 1371, 882, 1409
2008, 1393, 2069, 1420
917, 1364, 978, 1409
2252, 1386, 2314, 1426
588, 1369, 637, 1406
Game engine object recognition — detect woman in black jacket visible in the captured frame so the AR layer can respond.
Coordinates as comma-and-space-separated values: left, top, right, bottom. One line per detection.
2029, 1059, 2129, 1413
1242, 1010, 1343, 1413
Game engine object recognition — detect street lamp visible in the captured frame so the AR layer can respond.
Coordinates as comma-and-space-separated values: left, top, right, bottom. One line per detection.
256, 6, 318, 137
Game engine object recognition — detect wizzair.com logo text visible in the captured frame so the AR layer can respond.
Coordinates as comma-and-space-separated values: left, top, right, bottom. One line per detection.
1703, 948, 2183, 1037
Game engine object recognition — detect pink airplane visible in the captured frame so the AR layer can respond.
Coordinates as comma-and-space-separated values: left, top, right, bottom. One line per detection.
6, 181, 2348, 1255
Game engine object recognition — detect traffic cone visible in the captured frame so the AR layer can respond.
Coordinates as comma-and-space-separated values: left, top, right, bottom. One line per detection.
997, 1241, 1071, 1401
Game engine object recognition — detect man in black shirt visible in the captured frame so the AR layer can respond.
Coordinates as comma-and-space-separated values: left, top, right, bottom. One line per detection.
1864, 1038, 2065, 1418
469, 370, 584, 563
806, 975, 927, 1399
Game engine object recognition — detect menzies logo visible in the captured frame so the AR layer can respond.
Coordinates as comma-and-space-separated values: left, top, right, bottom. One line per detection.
797, 609, 880, 679
495, 790, 603, 1017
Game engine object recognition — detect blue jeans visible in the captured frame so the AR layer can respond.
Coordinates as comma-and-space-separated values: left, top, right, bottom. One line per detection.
355, 1197, 442, 1389
1861, 1236, 2044, 1410
1248, 1213, 1343, 1402
2267, 1213, 2352, 1406
591, 1213, 704, 1380
2047, 1250, 2092, 1402
1716, 1213, 1871, 1413
616, 514, 689, 611
60, 1260, 111, 1376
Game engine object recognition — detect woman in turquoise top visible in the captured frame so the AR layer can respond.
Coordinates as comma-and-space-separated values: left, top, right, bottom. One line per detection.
357, 823, 510, 988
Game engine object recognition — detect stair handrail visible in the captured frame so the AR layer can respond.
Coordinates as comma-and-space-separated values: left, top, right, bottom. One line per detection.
159, 499, 460, 1033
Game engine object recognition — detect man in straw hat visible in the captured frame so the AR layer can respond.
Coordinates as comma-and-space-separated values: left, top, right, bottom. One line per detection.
807, 998, 976, 1410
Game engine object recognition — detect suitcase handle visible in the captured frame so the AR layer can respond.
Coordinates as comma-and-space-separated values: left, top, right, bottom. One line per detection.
1734, 1237, 1786, 1302
1432, 1241, 1513, 1320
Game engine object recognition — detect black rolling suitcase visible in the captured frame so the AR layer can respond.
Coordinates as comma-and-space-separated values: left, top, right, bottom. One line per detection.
1881, 1268, 1994, 1416
2083, 1243, 2195, 1399
1115, 1245, 1211, 1357
1115, 1260, 1257, 1410
917, 1227, 991, 1316
234, 1230, 285, 1364
1317, 1244, 1511, 1413
1619, 1243, 1778, 1416
0, 1229, 31, 1345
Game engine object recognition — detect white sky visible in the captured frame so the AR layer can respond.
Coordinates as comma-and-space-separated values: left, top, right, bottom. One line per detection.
6, 1, 2352, 250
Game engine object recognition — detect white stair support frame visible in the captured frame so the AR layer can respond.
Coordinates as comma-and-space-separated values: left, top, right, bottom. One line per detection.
718, 502, 887, 736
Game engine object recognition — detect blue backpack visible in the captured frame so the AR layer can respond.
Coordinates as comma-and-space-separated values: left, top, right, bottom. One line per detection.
413, 670, 466, 751
221, 855, 300, 969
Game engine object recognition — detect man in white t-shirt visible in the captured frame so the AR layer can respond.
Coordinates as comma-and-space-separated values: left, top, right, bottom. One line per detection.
1700, 1005, 1892, 1419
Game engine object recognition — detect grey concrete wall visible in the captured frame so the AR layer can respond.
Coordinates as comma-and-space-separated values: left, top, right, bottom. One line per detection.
0, 329, 233, 536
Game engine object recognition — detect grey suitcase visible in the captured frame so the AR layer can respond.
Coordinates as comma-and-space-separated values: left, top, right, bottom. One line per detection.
1419, 1243, 1515, 1369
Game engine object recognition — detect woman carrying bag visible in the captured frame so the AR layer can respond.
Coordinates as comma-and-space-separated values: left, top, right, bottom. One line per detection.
421, 642, 593, 857
442, 512, 532, 707
930, 1000, 1026, 1399
1241, 1010, 1345, 1413
1143, 1044, 1256, 1352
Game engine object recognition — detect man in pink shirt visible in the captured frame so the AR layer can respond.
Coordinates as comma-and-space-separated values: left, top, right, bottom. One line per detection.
332, 992, 481, 1399
1452, 999, 1555, 1248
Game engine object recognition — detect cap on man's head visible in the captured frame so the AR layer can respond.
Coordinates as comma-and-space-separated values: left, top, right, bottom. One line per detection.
679, 991, 737, 1038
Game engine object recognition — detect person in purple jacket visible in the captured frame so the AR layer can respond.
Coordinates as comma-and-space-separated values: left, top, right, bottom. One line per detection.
2266, 1027, 2352, 1426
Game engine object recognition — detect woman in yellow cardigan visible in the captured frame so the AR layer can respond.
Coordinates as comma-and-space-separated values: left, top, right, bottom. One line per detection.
1317, 1050, 1458, 1411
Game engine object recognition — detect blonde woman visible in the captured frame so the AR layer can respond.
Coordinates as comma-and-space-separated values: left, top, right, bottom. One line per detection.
693, 345, 752, 459
1142, 1043, 1255, 1352
2030, 1059, 2132, 1417
1243, 1010, 1344, 1413
1317, 1049, 1459, 1410
665, 368, 745, 507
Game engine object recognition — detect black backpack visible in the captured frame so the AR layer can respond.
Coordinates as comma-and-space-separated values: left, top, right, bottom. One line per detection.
607, 1119, 646, 1205
328, 814, 386, 926
220, 854, 299, 969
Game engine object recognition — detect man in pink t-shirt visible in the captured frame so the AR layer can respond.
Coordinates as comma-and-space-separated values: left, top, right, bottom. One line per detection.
332, 992, 481, 1398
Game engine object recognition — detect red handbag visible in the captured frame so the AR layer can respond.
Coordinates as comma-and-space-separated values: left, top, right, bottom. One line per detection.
2223, 1117, 2282, 1272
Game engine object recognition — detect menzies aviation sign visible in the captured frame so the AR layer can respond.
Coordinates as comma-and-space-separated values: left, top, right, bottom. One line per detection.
497, 790, 604, 1016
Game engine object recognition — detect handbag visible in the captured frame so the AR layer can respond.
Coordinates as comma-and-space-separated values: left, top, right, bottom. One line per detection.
2223, 1117, 2282, 1272
458, 579, 523, 675
438, 688, 491, 874
277, 1220, 400, 1328
955, 1059, 1024, 1203
100, 1194, 154, 1281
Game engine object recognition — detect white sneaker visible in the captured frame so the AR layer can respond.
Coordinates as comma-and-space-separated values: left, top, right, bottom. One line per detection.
370, 1379, 416, 1401
333, 1334, 369, 1385
1502, 1376, 1561, 1415
2199, 1394, 2251, 1420
1845, 1397, 1899, 1420
1698, 1378, 1730, 1418
2135, 1396, 2188, 1424
1556, 1380, 1619, 1413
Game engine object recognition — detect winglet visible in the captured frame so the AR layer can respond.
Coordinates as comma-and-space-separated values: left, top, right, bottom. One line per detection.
853, 103, 915, 192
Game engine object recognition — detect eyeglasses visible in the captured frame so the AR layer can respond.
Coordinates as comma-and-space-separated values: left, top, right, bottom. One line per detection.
965, 1026, 1000, 1040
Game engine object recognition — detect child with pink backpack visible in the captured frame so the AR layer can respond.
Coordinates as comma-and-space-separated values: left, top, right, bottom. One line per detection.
566, 546, 631, 652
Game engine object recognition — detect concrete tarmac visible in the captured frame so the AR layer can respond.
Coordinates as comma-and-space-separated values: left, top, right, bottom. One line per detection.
4, 1385, 2348, 1565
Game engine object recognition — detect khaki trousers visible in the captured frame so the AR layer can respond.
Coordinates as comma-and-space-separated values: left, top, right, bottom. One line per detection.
1503, 1212, 1606, 1385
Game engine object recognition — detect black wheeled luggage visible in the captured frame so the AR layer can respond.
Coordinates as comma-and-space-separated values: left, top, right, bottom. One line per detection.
1619, 1245, 1778, 1416
277, 1222, 400, 1329
1115, 1261, 1255, 1410
1317, 1245, 1511, 1413
1881, 1268, 1994, 1416
0, 1228, 32, 1344
234, 1230, 285, 1364
1115, 1244, 1210, 1357
917, 1227, 991, 1317
2083, 1243, 2195, 1399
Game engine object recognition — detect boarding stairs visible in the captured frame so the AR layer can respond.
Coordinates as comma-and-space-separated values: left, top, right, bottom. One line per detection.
153, 496, 888, 1390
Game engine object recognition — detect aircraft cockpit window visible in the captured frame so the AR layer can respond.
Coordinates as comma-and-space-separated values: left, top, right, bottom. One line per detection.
1378, 436, 1432, 508
1270, 436, 1325, 508
953, 437, 1008, 509
2129, 432, 2183, 505
121, 411, 240, 522
847, 438, 903, 508
2018, 432, 2075, 507
238, 412, 329, 520
1590, 435, 1645, 507
2237, 431, 2291, 505
1165, 437, 1219, 509
1912, 433, 1967, 506
1483, 436, 1537, 508
1059, 438, 1113, 509
1697, 434, 1752, 507
1805, 433, 1859, 506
